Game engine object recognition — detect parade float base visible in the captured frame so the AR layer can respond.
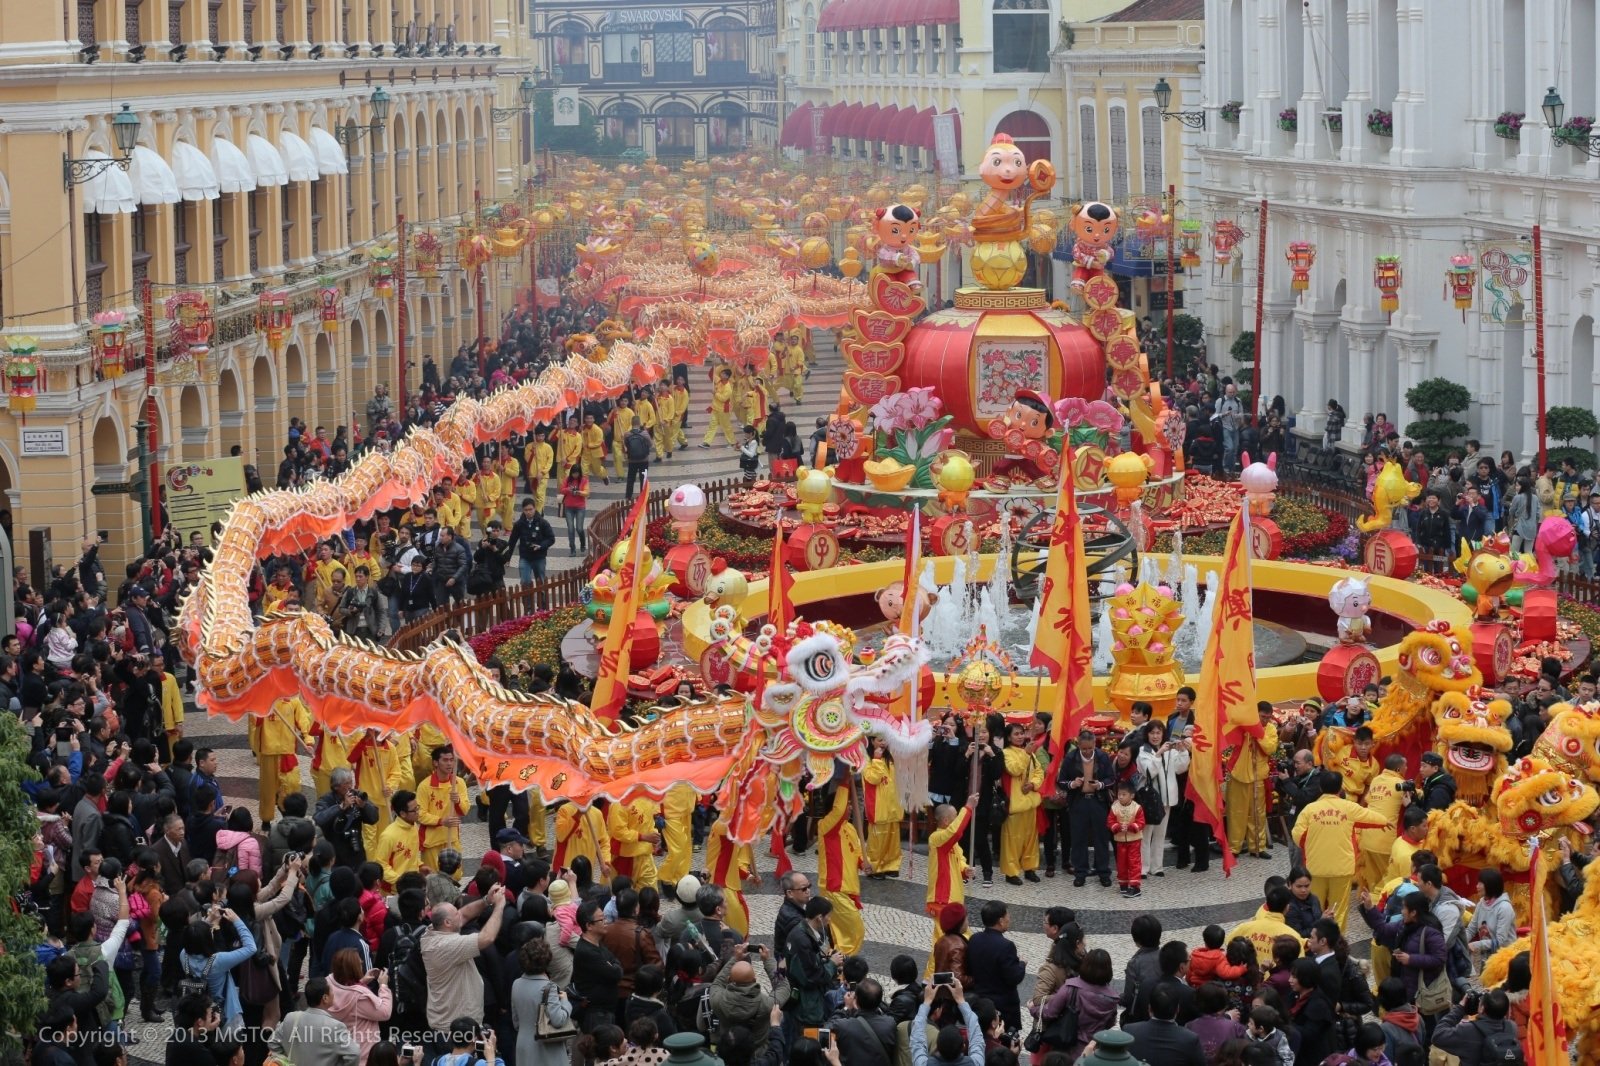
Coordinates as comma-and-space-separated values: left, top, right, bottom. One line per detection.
680, 552, 1476, 706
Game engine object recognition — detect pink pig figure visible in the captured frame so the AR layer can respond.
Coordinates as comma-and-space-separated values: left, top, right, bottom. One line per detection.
1239, 451, 1278, 517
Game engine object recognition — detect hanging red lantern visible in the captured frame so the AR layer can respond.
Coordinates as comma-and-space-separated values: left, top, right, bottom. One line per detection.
1286, 241, 1316, 294
1445, 253, 1476, 320
5, 336, 39, 414
368, 242, 396, 298
166, 291, 214, 359
1211, 220, 1244, 266
93, 310, 127, 378
256, 290, 292, 352
1374, 254, 1402, 317
319, 284, 341, 333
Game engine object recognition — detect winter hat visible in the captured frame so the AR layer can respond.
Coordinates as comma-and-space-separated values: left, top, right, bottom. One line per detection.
548, 879, 573, 907
938, 903, 967, 934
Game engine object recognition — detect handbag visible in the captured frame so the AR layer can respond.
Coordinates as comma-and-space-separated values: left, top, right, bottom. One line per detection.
536, 983, 579, 1042
236, 949, 280, 1006
1416, 968, 1453, 1015
1134, 774, 1165, 826
1038, 990, 1080, 1051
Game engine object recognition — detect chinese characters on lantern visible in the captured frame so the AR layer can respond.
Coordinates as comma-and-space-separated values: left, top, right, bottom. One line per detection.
1286, 241, 1316, 295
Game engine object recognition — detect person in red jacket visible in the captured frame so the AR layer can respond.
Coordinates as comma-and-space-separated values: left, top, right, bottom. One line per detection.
1108, 780, 1147, 898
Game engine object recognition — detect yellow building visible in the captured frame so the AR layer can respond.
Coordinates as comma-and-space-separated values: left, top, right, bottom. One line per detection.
1055, 0, 1203, 318
0, 0, 508, 580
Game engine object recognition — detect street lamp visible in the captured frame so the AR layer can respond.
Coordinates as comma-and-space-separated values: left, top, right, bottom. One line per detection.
1542, 85, 1600, 156
334, 86, 390, 146
493, 75, 538, 122
63, 104, 141, 188
1153, 77, 1206, 130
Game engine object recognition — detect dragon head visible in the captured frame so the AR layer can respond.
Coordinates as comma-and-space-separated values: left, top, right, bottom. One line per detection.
1395, 621, 1481, 692
1494, 755, 1599, 841
1433, 687, 1513, 800
1532, 701, 1600, 786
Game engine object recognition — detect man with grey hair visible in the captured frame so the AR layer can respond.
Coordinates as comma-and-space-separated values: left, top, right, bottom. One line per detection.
773, 869, 812, 964
696, 884, 739, 964
1218, 381, 1245, 472
315, 766, 380, 868
421, 882, 509, 1034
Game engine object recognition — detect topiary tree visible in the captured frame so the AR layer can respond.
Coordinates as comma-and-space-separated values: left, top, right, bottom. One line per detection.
1545, 405, 1600, 471
1157, 312, 1207, 375
1404, 377, 1473, 465
1230, 331, 1256, 367
0, 713, 43, 1058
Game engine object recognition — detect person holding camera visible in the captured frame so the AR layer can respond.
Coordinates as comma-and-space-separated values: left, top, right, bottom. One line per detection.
910, 979, 985, 1066
1429, 988, 1520, 1066
316, 769, 381, 869
1415, 751, 1458, 812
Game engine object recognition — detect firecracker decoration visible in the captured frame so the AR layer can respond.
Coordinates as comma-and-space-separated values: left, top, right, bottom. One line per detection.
1178, 219, 1203, 269
256, 290, 292, 352
166, 291, 214, 358
5, 336, 39, 414
413, 230, 442, 279
1445, 253, 1477, 320
318, 282, 341, 333
1286, 241, 1316, 295
368, 242, 396, 298
1374, 254, 1402, 317
92, 310, 127, 378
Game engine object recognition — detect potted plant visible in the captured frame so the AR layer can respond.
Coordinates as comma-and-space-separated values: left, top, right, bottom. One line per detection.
1366, 108, 1393, 136
1277, 107, 1298, 133
1553, 115, 1595, 148
1322, 110, 1343, 133
1220, 101, 1243, 124
1546, 406, 1600, 471
1403, 377, 1472, 466
1494, 111, 1524, 140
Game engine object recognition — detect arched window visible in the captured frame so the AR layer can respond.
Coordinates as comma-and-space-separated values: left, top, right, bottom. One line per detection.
552, 21, 587, 82
804, 3, 816, 79
710, 102, 747, 150
993, 0, 1048, 74
995, 110, 1050, 165
707, 16, 748, 79
654, 102, 695, 155
603, 102, 642, 149
655, 21, 693, 81
603, 25, 643, 80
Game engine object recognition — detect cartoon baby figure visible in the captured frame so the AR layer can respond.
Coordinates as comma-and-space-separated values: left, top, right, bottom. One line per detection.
1068, 201, 1120, 290
872, 203, 923, 290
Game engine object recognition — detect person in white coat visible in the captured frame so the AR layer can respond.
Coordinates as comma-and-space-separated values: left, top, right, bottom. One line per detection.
1135, 720, 1191, 879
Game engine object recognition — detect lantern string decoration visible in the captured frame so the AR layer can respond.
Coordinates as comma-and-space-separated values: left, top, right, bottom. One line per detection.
165, 291, 215, 361
368, 242, 396, 298
1445, 253, 1477, 321
319, 281, 341, 334
4, 336, 39, 414
1374, 254, 1403, 318
1178, 218, 1203, 269
1286, 241, 1316, 296
256, 290, 292, 353
92, 310, 128, 379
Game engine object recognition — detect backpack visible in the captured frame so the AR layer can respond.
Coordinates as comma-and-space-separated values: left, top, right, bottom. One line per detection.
625, 430, 652, 463
209, 842, 242, 885
1381, 1020, 1420, 1057
390, 922, 430, 1018
1473, 1021, 1525, 1066
179, 954, 215, 999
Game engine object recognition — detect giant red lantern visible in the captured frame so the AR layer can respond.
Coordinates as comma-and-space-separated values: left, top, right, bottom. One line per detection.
256, 290, 292, 352
319, 284, 341, 333
1286, 241, 1316, 295
92, 310, 127, 378
1373, 255, 1402, 317
4, 337, 39, 414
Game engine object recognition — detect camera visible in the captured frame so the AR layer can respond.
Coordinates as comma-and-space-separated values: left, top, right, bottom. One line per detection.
1396, 780, 1417, 793
1462, 992, 1480, 1016
932, 971, 955, 987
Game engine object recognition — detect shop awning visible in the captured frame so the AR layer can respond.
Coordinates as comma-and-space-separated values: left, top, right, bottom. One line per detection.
819, 102, 848, 139
818, 0, 851, 32
824, 0, 957, 30
128, 145, 180, 206
847, 103, 880, 140
171, 140, 221, 200
921, 0, 959, 24
277, 130, 319, 182
865, 104, 901, 143
308, 127, 349, 176
779, 102, 814, 149
905, 106, 936, 149
210, 137, 256, 194
76, 151, 137, 214
246, 133, 288, 187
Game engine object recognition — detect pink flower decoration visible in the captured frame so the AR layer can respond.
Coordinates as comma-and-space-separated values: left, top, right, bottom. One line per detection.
1055, 396, 1090, 428
1084, 400, 1125, 434
904, 386, 942, 428
869, 393, 913, 434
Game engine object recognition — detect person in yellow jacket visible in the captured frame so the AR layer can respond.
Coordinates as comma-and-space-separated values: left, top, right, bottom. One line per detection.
1227, 887, 1305, 967
607, 797, 661, 889
159, 666, 184, 758
373, 789, 424, 891
608, 397, 635, 478
1227, 701, 1280, 859
634, 390, 659, 459
497, 448, 521, 527
434, 481, 470, 540
474, 455, 504, 530
349, 729, 411, 855
742, 372, 770, 429
1335, 725, 1382, 803
1356, 753, 1410, 891
525, 428, 555, 513
658, 783, 697, 886
862, 737, 903, 877
308, 724, 353, 799
672, 379, 691, 449
1291, 768, 1391, 931
652, 383, 676, 459
924, 798, 975, 964
555, 418, 584, 488
701, 369, 738, 448
249, 696, 311, 825
580, 412, 609, 483
554, 802, 612, 876
303, 542, 349, 611
779, 331, 807, 403
415, 743, 470, 869
411, 720, 450, 784
704, 815, 751, 937
1000, 723, 1044, 883
815, 783, 866, 955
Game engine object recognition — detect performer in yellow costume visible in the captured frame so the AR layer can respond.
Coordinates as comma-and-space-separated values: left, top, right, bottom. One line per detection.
308, 724, 352, 798
580, 413, 608, 481
1226, 702, 1279, 858
778, 330, 806, 403
416, 744, 470, 869
373, 789, 423, 891
652, 383, 676, 459
701, 369, 738, 447
1291, 776, 1388, 931
474, 456, 503, 530
672, 379, 691, 449
1000, 726, 1043, 882
705, 816, 751, 937
925, 801, 973, 964
436, 480, 473, 539
742, 371, 770, 428
862, 738, 903, 877
608, 397, 635, 478
1334, 726, 1381, 803
634, 390, 660, 461
607, 797, 661, 889
304, 543, 349, 611
412, 721, 450, 784
349, 730, 412, 855
815, 785, 866, 955
554, 802, 612, 875
249, 696, 312, 824
657, 783, 696, 886
555, 419, 584, 486
1356, 753, 1409, 891
526, 428, 555, 514
497, 448, 521, 527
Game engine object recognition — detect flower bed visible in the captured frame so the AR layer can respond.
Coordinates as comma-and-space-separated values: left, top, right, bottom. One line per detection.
1151, 497, 1348, 558
1494, 111, 1524, 140
1553, 115, 1595, 147
1220, 101, 1243, 124
1278, 107, 1298, 133
1367, 108, 1393, 136
470, 606, 587, 670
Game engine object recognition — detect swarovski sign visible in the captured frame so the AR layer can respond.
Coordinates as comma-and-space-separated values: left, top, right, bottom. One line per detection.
603, 7, 686, 25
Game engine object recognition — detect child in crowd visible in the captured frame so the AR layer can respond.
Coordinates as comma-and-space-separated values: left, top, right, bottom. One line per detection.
1108, 779, 1146, 898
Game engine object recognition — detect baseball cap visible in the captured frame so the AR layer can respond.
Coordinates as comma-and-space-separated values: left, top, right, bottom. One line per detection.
1420, 751, 1444, 767
131, 585, 151, 598
494, 828, 531, 848
674, 874, 702, 905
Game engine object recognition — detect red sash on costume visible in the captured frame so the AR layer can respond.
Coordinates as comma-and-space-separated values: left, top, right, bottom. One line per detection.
823, 827, 845, 894
930, 807, 972, 904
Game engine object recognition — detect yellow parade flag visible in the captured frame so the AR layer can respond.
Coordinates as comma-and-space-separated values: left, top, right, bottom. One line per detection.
1185, 508, 1260, 877
1029, 444, 1093, 785
1527, 850, 1566, 1066
589, 479, 649, 721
